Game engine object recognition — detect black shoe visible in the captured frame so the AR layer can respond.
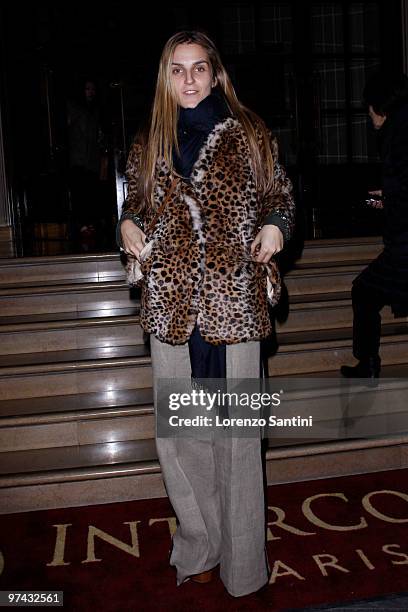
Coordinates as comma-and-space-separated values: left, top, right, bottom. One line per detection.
340, 356, 381, 380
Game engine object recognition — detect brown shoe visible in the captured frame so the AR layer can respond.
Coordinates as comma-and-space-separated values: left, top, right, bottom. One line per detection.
191, 568, 214, 583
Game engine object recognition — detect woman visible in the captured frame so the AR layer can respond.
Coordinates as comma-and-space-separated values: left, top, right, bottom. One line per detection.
118, 31, 294, 597
341, 71, 408, 379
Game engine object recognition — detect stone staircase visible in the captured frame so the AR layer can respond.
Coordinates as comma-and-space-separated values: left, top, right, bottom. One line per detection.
1, 237, 408, 513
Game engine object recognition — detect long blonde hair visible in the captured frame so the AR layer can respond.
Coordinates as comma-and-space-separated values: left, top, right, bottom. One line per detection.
138, 30, 275, 212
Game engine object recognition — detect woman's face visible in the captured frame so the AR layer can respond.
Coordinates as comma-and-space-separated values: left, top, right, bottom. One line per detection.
368, 105, 387, 130
171, 43, 216, 108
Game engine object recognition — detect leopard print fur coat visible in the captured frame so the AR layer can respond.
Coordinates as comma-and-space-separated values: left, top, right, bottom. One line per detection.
121, 117, 295, 345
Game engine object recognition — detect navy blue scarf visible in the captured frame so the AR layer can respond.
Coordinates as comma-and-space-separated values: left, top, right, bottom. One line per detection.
173, 92, 230, 379
174, 91, 230, 179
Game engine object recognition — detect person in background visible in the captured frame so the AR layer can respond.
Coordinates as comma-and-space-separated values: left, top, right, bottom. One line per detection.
117, 30, 294, 597
341, 71, 408, 379
67, 79, 109, 251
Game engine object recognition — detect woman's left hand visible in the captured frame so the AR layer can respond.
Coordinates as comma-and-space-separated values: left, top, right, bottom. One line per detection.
250, 225, 284, 263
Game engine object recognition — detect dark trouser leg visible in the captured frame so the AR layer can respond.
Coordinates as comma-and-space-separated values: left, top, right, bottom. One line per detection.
352, 282, 387, 361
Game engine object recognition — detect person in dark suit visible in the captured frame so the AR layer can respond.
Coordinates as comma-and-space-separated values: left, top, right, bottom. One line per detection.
341, 71, 408, 379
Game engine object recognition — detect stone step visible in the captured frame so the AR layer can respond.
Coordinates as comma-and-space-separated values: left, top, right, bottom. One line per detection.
0, 345, 152, 400
0, 439, 165, 513
0, 388, 153, 420
0, 312, 143, 354
0, 281, 138, 316
284, 264, 364, 296
275, 297, 407, 333
0, 398, 155, 454
1, 431, 407, 513
0, 253, 126, 286
269, 326, 408, 375
0, 409, 155, 452
0, 438, 159, 486
279, 296, 357, 333
265, 376, 408, 439
0, 307, 137, 326
0, 227, 15, 259
289, 236, 382, 266
0, 388, 154, 452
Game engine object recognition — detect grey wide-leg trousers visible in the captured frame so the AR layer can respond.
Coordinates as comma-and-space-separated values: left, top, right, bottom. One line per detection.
150, 334, 270, 597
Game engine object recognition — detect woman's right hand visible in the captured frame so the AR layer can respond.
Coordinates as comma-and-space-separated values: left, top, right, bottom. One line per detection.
120, 220, 146, 260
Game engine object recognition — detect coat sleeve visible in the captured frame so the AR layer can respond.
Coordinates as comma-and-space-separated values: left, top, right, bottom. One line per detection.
261, 134, 295, 243
116, 141, 144, 249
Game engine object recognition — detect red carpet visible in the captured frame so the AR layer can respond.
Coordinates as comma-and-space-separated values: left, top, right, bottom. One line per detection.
1, 468, 408, 611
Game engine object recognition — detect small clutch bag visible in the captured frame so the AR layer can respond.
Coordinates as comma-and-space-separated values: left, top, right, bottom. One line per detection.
121, 177, 179, 287
125, 240, 155, 286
